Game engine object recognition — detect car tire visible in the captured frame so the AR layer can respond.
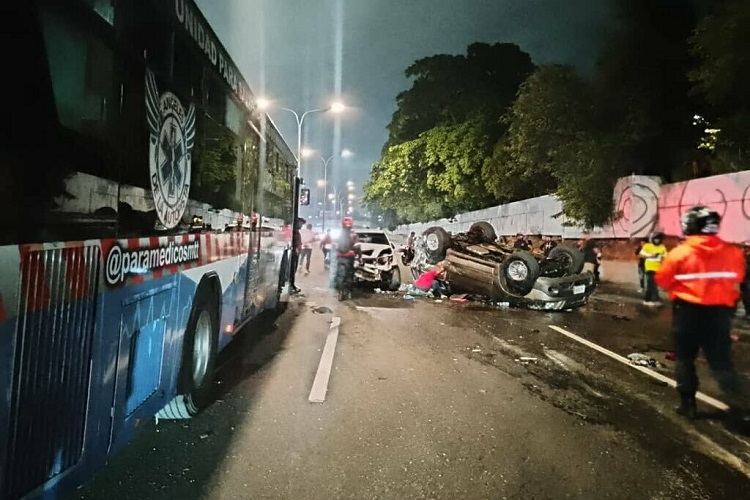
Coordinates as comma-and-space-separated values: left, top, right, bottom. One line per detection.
547, 246, 585, 275
157, 282, 219, 419
501, 251, 540, 296
469, 221, 496, 243
422, 226, 450, 264
384, 266, 401, 291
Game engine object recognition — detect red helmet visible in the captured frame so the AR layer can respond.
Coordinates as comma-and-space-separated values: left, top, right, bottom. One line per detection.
342, 217, 354, 229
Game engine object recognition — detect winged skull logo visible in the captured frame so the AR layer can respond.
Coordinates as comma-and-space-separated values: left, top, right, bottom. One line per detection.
146, 70, 195, 229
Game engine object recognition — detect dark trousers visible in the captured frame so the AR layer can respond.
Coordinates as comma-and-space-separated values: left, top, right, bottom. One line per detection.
644, 271, 660, 302
299, 248, 312, 271
741, 282, 750, 316
430, 280, 449, 297
637, 265, 645, 290
335, 257, 355, 291
673, 300, 747, 408
289, 250, 300, 287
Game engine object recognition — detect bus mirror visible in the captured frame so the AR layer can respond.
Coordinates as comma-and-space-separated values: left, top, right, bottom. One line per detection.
299, 188, 310, 206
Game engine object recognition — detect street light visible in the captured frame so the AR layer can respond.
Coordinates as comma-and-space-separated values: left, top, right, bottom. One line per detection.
256, 98, 346, 222
321, 149, 353, 231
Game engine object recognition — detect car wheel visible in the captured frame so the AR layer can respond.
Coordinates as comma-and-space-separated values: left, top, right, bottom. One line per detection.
501, 251, 540, 296
422, 226, 450, 264
384, 266, 401, 291
469, 221, 496, 243
547, 246, 585, 275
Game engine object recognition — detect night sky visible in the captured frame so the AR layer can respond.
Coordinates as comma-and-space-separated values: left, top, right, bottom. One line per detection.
195, 0, 614, 199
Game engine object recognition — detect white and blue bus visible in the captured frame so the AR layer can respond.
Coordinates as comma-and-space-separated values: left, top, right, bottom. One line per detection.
0, 1, 296, 497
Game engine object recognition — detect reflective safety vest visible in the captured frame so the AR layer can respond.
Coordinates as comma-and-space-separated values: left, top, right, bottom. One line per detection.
655, 235, 746, 307
639, 242, 667, 272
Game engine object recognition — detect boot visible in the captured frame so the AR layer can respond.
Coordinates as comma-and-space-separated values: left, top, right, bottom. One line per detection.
675, 393, 697, 420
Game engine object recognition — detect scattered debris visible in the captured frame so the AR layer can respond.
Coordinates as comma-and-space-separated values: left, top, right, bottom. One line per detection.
312, 306, 333, 314
515, 357, 538, 365
403, 294, 415, 300
434, 299, 443, 303
399, 284, 431, 297
664, 352, 677, 361
450, 295, 468, 303
471, 348, 482, 353
373, 288, 382, 294
627, 353, 662, 368
611, 315, 632, 321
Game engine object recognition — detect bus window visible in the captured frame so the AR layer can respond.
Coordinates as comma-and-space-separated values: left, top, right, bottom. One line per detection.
40, 7, 118, 145
191, 113, 240, 213
173, 36, 202, 100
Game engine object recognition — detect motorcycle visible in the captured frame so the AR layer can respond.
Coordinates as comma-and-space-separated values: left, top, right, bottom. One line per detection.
400, 245, 415, 266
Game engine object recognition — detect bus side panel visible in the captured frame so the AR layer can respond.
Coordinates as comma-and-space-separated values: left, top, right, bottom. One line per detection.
1, 243, 101, 499
0, 245, 21, 495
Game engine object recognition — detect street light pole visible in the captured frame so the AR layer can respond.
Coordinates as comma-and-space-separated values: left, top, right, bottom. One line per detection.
257, 100, 345, 225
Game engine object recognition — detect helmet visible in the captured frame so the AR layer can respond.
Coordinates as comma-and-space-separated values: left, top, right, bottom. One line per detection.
342, 217, 354, 229
649, 231, 664, 243
681, 206, 721, 236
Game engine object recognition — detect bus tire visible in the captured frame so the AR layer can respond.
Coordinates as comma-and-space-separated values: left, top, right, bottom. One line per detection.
157, 281, 220, 419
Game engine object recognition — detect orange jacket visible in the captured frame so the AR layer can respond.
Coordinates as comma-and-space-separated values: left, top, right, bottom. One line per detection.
655, 235, 746, 307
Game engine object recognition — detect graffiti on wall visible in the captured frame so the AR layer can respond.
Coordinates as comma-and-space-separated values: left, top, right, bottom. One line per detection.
400, 171, 750, 243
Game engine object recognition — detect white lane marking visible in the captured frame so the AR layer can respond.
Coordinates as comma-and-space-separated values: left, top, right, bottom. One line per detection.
548, 325, 729, 412
355, 306, 400, 313
309, 316, 342, 404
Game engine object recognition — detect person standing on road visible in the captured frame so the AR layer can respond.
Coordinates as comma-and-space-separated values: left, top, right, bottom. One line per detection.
582, 239, 601, 282
636, 238, 647, 293
655, 206, 749, 423
288, 217, 305, 294
298, 223, 316, 275
640, 232, 667, 306
540, 235, 558, 257
334, 217, 360, 298
320, 229, 333, 267
513, 233, 530, 251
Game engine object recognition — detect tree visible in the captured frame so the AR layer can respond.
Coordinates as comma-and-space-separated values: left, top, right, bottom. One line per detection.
689, 0, 750, 168
385, 43, 534, 149
484, 65, 622, 228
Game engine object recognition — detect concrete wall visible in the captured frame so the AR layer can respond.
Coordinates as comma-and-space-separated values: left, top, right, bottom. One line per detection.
398, 171, 750, 245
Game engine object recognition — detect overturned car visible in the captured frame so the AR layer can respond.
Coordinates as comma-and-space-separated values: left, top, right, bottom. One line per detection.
411, 222, 596, 310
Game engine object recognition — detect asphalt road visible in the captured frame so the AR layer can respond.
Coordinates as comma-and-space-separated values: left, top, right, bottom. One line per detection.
74, 259, 750, 499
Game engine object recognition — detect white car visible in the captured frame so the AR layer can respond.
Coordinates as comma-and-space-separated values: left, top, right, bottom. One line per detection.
353, 230, 401, 291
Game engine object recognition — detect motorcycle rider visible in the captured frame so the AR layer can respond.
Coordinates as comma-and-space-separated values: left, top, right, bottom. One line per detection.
655, 206, 749, 424
334, 217, 360, 299
402, 231, 417, 264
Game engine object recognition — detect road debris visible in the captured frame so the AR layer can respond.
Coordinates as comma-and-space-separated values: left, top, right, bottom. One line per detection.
626, 353, 662, 368
312, 306, 333, 314
403, 294, 415, 300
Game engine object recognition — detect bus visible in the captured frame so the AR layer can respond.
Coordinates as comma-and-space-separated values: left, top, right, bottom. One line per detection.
0, 1, 297, 498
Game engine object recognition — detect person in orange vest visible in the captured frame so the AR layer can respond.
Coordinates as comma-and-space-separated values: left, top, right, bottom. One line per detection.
655, 206, 749, 424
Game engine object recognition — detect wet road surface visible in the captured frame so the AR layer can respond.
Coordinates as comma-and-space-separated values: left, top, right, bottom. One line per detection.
74, 262, 750, 499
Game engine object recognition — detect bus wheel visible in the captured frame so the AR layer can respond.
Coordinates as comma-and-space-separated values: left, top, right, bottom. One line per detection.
157, 284, 219, 419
